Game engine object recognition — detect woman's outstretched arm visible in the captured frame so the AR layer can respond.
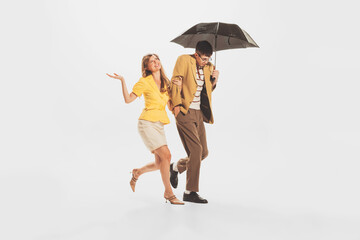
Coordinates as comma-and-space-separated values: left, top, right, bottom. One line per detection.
106, 73, 137, 103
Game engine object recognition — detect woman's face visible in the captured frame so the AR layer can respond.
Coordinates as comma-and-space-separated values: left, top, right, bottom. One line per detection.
147, 55, 161, 73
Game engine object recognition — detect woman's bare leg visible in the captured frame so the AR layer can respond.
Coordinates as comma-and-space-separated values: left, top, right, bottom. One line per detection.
153, 145, 173, 197
133, 161, 159, 179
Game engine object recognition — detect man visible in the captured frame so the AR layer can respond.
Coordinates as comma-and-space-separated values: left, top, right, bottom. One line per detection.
170, 41, 219, 204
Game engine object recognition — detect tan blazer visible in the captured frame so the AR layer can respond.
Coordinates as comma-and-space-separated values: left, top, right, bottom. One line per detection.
170, 54, 215, 124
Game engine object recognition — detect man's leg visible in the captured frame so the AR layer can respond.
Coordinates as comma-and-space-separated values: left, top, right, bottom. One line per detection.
171, 110, 208, 203
197, 110, 208, 160
175, 119, 202, 192
175, 111, 208, 174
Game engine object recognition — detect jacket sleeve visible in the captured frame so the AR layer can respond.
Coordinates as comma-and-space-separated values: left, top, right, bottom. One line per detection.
170, 56, 185, 107
132, 78, 145, 97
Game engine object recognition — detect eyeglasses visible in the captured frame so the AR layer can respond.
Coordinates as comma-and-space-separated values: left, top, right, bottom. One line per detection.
196, 52, 212, 62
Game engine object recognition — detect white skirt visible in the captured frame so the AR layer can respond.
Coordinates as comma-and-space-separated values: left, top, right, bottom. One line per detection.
138, 120, 167, 152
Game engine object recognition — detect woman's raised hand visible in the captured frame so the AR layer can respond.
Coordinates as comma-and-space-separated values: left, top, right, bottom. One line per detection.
106, 73, 124, 81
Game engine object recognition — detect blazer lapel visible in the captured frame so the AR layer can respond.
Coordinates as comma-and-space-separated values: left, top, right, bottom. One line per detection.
203, 65, 212, 102
147, 75, 168, 104
204, 65, 210, 85
190, 56, 197, 85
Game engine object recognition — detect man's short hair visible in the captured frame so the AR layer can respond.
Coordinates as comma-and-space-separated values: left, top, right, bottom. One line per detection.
196, 41, 213, 57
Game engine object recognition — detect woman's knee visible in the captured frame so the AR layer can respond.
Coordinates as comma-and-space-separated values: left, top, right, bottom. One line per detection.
155, 146, 171, 162
155, 155, 161, 167
164, 149, 171, 162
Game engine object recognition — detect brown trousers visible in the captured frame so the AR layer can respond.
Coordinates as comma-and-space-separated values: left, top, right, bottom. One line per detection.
175, 109, 208, 192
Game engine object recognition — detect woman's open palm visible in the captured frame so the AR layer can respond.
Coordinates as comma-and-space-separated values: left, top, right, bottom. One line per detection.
106, 73, 124, 81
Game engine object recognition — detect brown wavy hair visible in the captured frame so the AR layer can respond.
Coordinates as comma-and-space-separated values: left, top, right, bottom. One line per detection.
141, 54, 170, 93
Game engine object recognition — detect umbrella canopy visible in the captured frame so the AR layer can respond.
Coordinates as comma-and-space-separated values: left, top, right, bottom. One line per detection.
171, 22, 259, 65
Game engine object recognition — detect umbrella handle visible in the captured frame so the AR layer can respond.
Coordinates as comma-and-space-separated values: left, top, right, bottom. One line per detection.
210, 50, 216, 82
214, 51, 217, 68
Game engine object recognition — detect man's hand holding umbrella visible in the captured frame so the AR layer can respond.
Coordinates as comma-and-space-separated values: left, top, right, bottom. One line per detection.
211, 68, 219, 89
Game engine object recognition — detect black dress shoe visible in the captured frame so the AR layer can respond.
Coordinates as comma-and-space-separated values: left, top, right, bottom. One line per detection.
170, 163, 178, 188
183, 192, 208, 204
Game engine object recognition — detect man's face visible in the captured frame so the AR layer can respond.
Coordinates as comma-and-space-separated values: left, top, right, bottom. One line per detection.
195, 52, 212, 67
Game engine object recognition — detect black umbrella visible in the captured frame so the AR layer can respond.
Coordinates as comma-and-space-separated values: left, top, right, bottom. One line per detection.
171, 22, 259, 66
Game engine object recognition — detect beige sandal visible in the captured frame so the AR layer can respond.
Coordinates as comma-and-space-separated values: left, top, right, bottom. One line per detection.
165, 195, 184, 205
130, 170, 138, 192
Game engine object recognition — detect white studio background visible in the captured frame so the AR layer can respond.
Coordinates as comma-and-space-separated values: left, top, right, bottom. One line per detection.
1, 0, 359, 239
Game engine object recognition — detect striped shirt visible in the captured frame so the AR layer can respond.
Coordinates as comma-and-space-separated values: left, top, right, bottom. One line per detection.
189, 67, 205, 110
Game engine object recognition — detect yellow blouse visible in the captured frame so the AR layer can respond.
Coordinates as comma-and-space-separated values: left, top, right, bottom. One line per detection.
132, 75, 170, 125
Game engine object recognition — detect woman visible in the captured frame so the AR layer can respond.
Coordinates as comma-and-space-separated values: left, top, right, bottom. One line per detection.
107, 54, 184, 205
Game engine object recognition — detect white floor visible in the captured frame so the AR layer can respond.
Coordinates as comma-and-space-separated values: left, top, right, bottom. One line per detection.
1, 164, 359, 240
